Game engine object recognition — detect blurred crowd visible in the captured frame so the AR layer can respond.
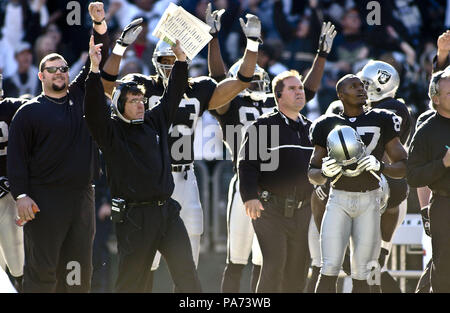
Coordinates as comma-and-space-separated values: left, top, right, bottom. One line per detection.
0, 0, 448, 122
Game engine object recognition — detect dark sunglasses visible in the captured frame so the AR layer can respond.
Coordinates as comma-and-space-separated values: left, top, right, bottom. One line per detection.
43, 66, 69, 73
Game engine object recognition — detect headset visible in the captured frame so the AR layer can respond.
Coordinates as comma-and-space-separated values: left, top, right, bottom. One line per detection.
111, 81, 148, 124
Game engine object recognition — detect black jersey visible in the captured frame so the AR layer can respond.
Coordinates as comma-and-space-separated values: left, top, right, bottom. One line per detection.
122, 73, 217, 165
310, 108, 400, 192
210, 95, 276, 167
371, 97, 412, 145
0, 98, 25, 176
326, 98, 412, 145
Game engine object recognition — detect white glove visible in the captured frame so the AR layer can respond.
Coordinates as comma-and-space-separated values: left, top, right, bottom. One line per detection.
356, 155, 381, 172
205, 3, 225, 35
317, 21, 337, 56
113, 18, 143, 56
239, 14, 262, 43
117, 18, 143, 47
322, 157, 342, 177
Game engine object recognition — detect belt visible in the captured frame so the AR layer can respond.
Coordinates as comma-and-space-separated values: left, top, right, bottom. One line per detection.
432, 190, 450, 198
172, 164, 192, 172
127, 200, 166, 208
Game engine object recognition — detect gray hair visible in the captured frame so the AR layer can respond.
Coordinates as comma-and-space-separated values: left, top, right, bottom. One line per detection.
429, 66, 450, 107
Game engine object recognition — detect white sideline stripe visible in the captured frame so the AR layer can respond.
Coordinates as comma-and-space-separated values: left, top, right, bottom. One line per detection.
268, 145, 314, 151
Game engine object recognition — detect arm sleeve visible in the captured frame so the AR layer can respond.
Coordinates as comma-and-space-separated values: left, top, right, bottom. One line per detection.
84, 72, 114, 149
238, 122, 261, 202
7, 110, 32, 198
305, 88, 316, 103
272, 0, 294, 42
407, 128, 447, 187
154, 61, 188, 128
432, 54, 450, 73
70, 30, 110, 93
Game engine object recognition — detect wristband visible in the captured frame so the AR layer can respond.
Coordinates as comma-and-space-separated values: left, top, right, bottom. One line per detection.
16, 194, 27, 200
112, 43, 127, 56
100, 70, 118, 82
317, 50, 329, 58
246, 39, 259, 52
237, 71, 253, 83
93, 18, 105, 25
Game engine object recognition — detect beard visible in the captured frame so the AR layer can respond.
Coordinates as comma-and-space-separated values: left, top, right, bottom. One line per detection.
52, 82, 67, 92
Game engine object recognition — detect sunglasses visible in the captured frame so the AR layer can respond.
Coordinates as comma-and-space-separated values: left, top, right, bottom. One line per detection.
43, 66, 69, 73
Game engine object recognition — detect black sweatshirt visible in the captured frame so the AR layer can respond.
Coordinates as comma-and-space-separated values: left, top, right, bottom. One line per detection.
7, 30, 109, 199
238, 109, 313, 203
84, 61, 188, 202
407, 112, 450, 193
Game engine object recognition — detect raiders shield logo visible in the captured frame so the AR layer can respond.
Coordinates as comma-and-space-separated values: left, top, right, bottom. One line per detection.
377, 70, 391, 84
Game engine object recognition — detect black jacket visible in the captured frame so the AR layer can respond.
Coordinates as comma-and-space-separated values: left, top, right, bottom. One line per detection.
84, 61, 188, 202
238, 109, 313, 203
407, 112, 450, 193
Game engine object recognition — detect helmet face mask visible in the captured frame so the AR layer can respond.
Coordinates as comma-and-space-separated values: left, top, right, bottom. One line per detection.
153, 40, 176, 85
326, 125, 367, 177
358, 60, 400, 103
228, 60, 270, 101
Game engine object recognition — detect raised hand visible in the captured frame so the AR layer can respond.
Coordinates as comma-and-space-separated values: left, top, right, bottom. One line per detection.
171, 40, 187, 62
205, 3, 225, 35
88, 1, 105, 23
239, 14, 262, 43
317, 21, 337, 56
89, 35, 103, 72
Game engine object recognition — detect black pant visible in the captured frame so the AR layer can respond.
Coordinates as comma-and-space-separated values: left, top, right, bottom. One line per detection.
429, 194, 450, 293
23, 185, 95, 293
252, 201, 311, 293
114, 198, 201, 293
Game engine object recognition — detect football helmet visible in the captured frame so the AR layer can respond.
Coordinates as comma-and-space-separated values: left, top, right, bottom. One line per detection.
111, 81, 147, 124
152, 39, 176, 85
228, 60, 270, 101
358, 60, 400, 102
326, 125, 367, 177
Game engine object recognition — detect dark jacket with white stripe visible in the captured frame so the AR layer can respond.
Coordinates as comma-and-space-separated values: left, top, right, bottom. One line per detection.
238, 109, 313, 203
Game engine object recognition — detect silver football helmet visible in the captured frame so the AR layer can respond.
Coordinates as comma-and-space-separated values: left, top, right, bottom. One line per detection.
228, 60, 270, 101
358, 60, 400, 102
152, 39, 176, 85
327, 125, 367, 177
